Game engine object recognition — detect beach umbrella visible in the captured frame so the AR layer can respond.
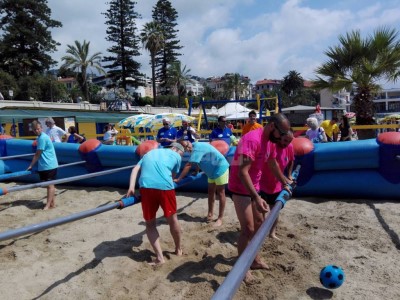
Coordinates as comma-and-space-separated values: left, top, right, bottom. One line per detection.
142, 113, 196, 131
118, 114, 154, 128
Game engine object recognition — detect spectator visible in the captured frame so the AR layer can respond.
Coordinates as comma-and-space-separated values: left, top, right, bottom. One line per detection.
45, 117, 66, 143
65, 126, 85, 144
27, 121, 59, 210
156, 118, 177, 147
320, 117, 339, 142
305, 117, 327, 143
209, 116, 233, 146
242, 110, 263, 136
0, 123, 6, 135
339, 116, 353, 141
176, 120, 200, 143
103, 124, 116, 145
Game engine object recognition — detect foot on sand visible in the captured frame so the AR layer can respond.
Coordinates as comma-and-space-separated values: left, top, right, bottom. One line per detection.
175, 249, 183, 256
148, 258, 165, 266
250, 260, 270, 270
269, 233, 281, 241
244, 271, 261, 285
213, 219, 223, 227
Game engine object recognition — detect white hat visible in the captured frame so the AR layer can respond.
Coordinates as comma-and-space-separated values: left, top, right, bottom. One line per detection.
163, 118, 171, 123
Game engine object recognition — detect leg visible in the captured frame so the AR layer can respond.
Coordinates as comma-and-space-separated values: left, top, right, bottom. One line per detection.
44, 184, 56, 210
214, 185, 226, 227
207, 182, 216, 221
269, 204, 280, 240
166, 213, 182, 256
250, 201, 270, 270
145, 218, 165, 265
233, 194, 256, 282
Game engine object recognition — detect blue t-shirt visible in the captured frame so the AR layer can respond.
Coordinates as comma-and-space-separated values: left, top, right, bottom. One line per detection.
138, 148, 181, 190
189, 142, 229, 179
36, 132, 58, 171
177, 128, 195, 143
157, 127, 177, 146
209, 127, 232, 145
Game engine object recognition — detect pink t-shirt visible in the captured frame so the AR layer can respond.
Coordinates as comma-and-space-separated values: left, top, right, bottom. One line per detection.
259, 142, 294, 194
228, 128, 270, 195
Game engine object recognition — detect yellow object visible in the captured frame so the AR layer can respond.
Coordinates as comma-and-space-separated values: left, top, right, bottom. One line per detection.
197, 104, 203, 132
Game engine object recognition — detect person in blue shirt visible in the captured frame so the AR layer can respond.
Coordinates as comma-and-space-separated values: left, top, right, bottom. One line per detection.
174, 140, 229, 227
209, 116, 233, 146
156, 118, 177, 147
126, 143, 184, 266
27, 121, 59, 210
177, 120, 200, 143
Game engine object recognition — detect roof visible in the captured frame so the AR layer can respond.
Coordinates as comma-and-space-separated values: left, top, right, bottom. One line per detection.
0, 108, 137, 123
282, 105, 344, 112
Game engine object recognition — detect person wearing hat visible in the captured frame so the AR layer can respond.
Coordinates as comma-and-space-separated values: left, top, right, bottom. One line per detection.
176, 120, 200, 143
156, 118, 177, 147
126, 142, 184, 266
44, 117, 66, 143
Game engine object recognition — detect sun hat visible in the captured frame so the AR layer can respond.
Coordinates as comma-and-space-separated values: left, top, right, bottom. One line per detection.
165, 142, 184, 152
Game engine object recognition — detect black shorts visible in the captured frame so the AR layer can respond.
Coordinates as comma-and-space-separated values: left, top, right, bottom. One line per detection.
38, 168, 57, 181
259, 191, 280, 206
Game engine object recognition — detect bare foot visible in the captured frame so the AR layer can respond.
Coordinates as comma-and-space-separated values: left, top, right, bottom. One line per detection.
213, 219, 223, 227
206, 214, 213, 222
43, 206, 50, 211
250, 260, 270, 270
269, 233, 281, 241
243, 271, 261, 285
175, 248, 183, 256
148, 258, 165, 266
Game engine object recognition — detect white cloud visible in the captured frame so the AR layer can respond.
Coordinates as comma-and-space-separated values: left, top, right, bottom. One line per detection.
46, 0, 400, 85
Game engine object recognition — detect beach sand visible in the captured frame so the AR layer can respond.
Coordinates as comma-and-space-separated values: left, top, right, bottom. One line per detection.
0, 182, 399, 300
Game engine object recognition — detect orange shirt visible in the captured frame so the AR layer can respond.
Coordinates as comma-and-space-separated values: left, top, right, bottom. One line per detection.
242, 122, 263, 136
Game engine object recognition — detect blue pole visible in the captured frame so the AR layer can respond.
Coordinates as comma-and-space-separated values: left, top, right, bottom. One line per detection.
211, 165, 301, 300
0, 196, 141, 242
0, 153, 34, 160
0, 165, 135, 196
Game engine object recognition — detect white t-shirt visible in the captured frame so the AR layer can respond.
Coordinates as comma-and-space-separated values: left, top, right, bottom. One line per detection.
46, 125, 66, 143
306, 127, 326, 143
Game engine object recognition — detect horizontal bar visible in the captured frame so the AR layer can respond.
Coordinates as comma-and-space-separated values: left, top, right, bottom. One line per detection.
0, 153, 34, 160
0, 196, 141, 242
0, 165, 135, 196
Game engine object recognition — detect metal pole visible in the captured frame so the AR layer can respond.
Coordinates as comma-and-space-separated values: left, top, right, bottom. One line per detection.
212, 165, 301, 300
0, 165, 135, 196
0, 196, 141, 242
0, 161, 86, 182
0, 153, 34, 160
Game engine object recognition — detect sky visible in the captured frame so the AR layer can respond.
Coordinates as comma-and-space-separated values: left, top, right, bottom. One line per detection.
47, 0, 400, 87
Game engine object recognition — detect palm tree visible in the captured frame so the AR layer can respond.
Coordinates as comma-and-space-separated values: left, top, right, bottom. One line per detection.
281, 70, 304, 97
141, 21, 165, 107
166, 61, 192, 107
61, 40, 105, 102
314, 27, 400, 137
223, 73, 250, 100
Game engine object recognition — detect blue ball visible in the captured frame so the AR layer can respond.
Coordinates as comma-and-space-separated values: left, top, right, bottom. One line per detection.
320, 265, 345, 289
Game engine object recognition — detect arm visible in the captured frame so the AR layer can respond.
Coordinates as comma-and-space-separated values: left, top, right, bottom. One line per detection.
126, 164, 141, 197
286, 160, 294, 181
238, 155, 269, 213
27, 150, 43, 170
189, 127, 200, 139
74, 133, 85, 143
267, 158, 292, 193
174, 162, 193, 182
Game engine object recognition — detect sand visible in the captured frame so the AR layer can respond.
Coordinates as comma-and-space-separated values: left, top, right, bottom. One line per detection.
0, 182, 399, 300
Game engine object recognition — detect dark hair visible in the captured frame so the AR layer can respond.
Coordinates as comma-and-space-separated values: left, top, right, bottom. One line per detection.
268, 113, 289, 126
69, 126, 76, 134
341, 116, 350, 128
332, 117, 339, 122
217, 116, 226, 122
248, 110, 257, 117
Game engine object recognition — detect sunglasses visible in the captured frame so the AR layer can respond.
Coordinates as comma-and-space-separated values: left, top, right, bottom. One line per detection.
274, 123, 289, 136
163, 123, 169, 125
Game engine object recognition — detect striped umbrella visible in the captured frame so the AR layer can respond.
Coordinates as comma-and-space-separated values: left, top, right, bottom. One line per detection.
118, 114, 154, 128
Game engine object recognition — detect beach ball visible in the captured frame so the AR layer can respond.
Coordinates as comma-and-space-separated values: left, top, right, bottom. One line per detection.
320, 265, 345, 289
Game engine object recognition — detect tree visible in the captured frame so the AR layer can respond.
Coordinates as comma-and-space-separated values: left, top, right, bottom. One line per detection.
166, 61, 192, 107
60, 40, 105, 102
141, 21, 165, 106
102, 0, 142, 90
152, 0, 183, 92
0, 0, 62, 78
314, 27, 400, 132
223, 73, 250, 100
281, 70, 304, 97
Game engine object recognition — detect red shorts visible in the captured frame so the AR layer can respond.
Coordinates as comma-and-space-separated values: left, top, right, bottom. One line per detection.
139, 188, 177, 221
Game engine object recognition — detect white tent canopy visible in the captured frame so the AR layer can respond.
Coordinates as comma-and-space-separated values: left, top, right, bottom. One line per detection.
226, 111, 259, 120
217, 102, 250, 116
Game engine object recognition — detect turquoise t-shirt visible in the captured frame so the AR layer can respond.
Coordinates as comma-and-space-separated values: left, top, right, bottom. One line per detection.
36, 132, 58, 171
189, 142, 229, 179
138, 148, 181, 190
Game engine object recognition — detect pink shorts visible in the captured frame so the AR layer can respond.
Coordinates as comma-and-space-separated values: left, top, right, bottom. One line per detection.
139, 188, 177, 221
